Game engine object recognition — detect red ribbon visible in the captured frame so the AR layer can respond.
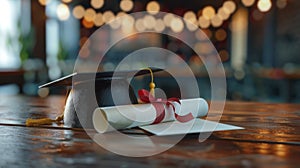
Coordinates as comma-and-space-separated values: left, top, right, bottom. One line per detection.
138, 89, 194, 124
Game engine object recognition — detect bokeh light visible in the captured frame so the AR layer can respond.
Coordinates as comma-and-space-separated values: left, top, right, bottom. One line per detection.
163, 13, 174, 27
91, 0, 104, 9
72, 5, 85, 19
146, 1, 160, 15
217, 8, 230, 20
154, 19, 165, 32
120, 0, 134, 12
170, 17, 184, 33
38, 88, 49, 98
84, 8, 96, 22
56, 3, 70, 21
184, 11, 197, 23
219, 50, 229, 61
102, 10, 115, 23
121, 14, 135, 33
257, 0, 272, 12
186, 21, 198, 31
184, 11, 198, 31
242, 0, 256, 7
223, 1, 236, 14
202, 6, 215, 20
116, 12, 127, 18
143, 15, 156, 29
215, 29, 227, 41
211, 15, 223, 27
39, 0, 51, 6
82, 18, 94, 28
109, 17, 121, 29
276, 0, 287, 9
198, 16, 210, 29
94, 13, 104, 26
135, 18, 146, 31
62, 0, 72, 3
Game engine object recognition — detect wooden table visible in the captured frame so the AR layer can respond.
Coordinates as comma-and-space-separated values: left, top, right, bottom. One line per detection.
0, 95, 299, 167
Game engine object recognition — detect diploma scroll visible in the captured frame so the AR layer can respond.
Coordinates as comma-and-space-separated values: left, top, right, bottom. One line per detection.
93, 98, 209, 133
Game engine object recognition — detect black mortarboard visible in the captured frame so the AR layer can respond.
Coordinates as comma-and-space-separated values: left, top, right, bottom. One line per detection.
39, 68, 162, 128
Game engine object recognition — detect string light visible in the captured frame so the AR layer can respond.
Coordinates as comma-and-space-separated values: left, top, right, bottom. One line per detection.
223, 1, 236, 14
276, 0, 287, 9
102, 10, 115, 23
186, 21, 198, 31
163, 13, 174, 27
135, 18, 146, 31
183, 11, 197, 23
198, 16, 210, 29
84, 8, 96, 22
242, 0, 256, 7
257, 0, 272, 12
202, 6, 216, 20
116, 12, 127, 21
217, 8, 230, 20
120, 0, 134, 12
38, 0, 51, 6
146, 1, 160, 15
82, 18, 94, 28
143, 15, 156, 29
154, 19, 165, 32
91, 0, 104, 9
215, 29, 227, 41
184, 11, 198, 31
203, 29, 212, 39
211, 15, 223, 27
219, 50, 229, 61
121, 14, 135, 33
94, 13, 104, 26
57, 3, 70, 21
170, 17, 184, 33
109, 17, 121, 29
72, 5, 85, 19
62, 0, 72, 3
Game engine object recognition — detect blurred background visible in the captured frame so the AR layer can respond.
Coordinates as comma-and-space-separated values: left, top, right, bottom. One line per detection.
0, 0, 299, 103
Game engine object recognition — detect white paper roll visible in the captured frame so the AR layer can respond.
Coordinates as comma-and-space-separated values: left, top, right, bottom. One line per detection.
93, 98, 208, 133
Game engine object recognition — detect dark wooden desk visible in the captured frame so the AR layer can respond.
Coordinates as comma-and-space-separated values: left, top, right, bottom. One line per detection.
0, 95, 299, 167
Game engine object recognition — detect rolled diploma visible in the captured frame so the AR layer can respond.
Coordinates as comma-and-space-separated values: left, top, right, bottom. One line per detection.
93, 98, 208, 133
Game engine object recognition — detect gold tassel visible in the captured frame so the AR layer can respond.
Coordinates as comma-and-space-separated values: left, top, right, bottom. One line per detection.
26, 118, 55, 126
26, 114, 64, 127
144, 67, 155, 97
25, 89, 70, 127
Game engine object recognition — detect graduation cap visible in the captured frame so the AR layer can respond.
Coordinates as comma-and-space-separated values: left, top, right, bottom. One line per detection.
32, 68, 162, 128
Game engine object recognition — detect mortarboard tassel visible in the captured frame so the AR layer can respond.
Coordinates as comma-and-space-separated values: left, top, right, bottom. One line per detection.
25, 114, 64, 126
26, 90, 70, 127
144, 67, 155, 97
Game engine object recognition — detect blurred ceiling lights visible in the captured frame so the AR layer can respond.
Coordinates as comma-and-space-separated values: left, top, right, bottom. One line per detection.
62, 0, 72, 3
276, 0, 287, 9
56, 3, 70, 21
39, 0, 51, 6
43, 0, 286, 32
257, 0, 272, 12
120, 0, 134, 12
91, 0, 104, 9
241, 0, 256, 7
146, 1, 160, 15
72, 5, 85, 19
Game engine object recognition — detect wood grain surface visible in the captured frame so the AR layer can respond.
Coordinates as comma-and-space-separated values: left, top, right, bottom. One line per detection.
0, 95, 299, 167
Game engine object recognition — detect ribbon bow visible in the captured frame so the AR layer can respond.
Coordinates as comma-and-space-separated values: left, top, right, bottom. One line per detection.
138, 89, 194, 124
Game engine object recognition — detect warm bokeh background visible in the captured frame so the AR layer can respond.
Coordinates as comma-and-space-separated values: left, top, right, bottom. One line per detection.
0, 0, 299, 103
